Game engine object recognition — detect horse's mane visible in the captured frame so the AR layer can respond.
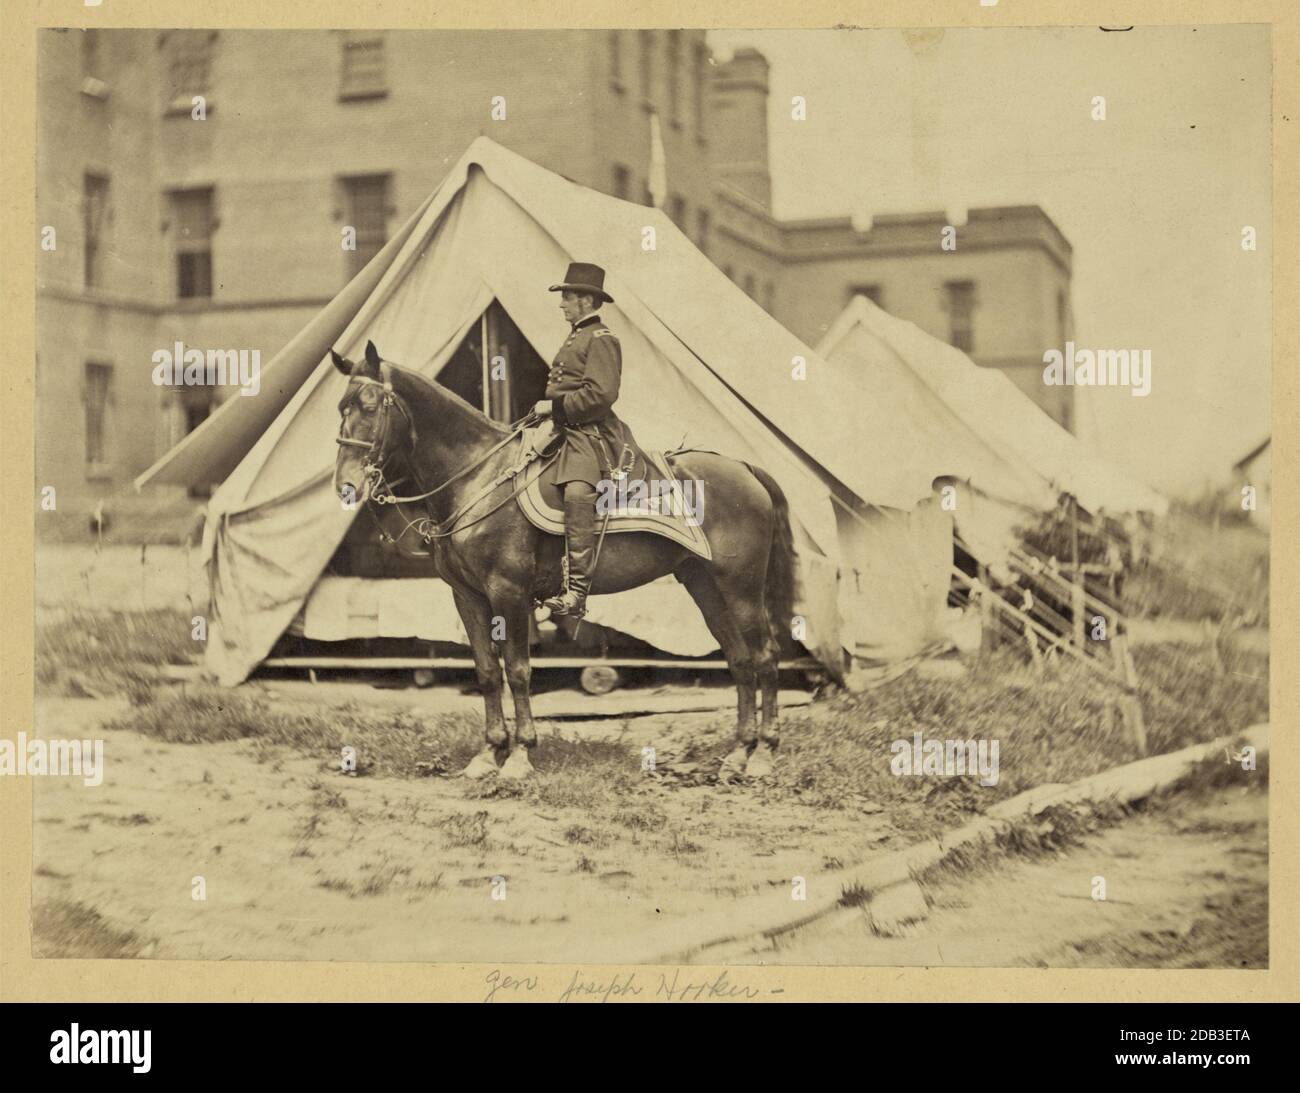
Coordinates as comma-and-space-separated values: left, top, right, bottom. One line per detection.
387, 361, 510, 436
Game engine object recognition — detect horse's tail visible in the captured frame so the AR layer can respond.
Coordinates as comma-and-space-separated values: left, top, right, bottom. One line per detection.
743, 462, 797, 655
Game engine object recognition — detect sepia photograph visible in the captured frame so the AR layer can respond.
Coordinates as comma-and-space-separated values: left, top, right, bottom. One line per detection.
16, 13, 1278, 992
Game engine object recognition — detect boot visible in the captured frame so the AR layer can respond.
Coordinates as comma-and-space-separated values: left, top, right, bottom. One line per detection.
543, 491, 597, 618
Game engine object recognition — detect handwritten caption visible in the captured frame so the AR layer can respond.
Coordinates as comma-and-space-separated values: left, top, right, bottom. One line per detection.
484, 968, 773, 1003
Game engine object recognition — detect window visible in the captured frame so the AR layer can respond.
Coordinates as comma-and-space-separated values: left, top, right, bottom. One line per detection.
848, 283, 884, 309
181, 386, 214, 434
696, 208, 710, 255
667, 31, 681, 125
669, 194, 686, 229
339, 34, 387, 101
164, 30, 214, 113
342, 174, 390, 278
944, 280, 977, 352
639, 31, 655, 102
82, 173, 109, 289
693, 43, 707, 134
170, 188, 214, 299
84, 362, 112, 470
609, 31, 623, 87
612, 164, 630, 200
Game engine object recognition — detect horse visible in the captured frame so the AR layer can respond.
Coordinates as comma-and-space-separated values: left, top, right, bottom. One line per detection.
331, 340, 796, 783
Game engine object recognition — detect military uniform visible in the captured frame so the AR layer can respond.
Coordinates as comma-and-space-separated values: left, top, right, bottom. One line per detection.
545, 311, 628, 485
538, 261, 625, 618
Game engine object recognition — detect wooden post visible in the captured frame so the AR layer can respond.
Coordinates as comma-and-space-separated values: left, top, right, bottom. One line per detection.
1113, 633, 1138, 689
1069, 495, 1079, 573
1203, 618, 1228, 676
977, 565, 996, 654
479, 311, 492, 417
1025, 621, 1043, 673
1071, 573, 1085, 651
483, 302, 511, 422
1119, 694, 1148, 756
1110, 630, 1147, 755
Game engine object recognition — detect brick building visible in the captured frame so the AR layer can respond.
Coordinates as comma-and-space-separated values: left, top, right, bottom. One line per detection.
36, 29, 1074, 521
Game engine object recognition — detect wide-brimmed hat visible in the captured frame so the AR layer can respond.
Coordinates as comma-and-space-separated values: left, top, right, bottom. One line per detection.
549, 262, 615, 304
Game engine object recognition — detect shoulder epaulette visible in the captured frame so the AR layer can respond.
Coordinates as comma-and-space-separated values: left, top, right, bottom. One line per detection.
593, 329, 617, 338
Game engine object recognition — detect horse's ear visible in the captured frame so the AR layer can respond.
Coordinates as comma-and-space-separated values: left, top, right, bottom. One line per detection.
364, 340, 382, 371
329, 348, 350, 376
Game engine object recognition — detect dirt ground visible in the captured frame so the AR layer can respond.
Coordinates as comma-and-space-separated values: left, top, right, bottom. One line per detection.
761, 785, 1268, 968
30, 683, 1266, 969
31, 692, 896, 965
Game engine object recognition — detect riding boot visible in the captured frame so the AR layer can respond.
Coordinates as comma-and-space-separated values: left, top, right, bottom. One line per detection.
543, 486, 598, 618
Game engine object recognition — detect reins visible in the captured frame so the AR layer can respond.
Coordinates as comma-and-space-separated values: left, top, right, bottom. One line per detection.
335, 362, 547, 548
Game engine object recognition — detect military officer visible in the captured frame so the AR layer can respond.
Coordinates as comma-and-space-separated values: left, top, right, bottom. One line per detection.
532, 262, 627, 618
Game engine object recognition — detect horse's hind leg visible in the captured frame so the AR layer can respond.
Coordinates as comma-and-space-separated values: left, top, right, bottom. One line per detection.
715, 574, 782, 780
676, 561, 756, 781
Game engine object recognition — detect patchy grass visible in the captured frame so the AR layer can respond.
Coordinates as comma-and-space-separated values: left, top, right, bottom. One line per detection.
36, 609, 196, 698
317, 855, 415, 899
564, 824, 612, 849
1157, 749, 1269, 801
735, 640, 1269, 837
1135, 642, 1268, 756
32, 899, 152, 959
1037, 879, 1268, 970
78, 811, 156, 827
104, 689, 485, 779
84, 596, 1266, 853
440, 810, 491, 849
462, 736, 643, 815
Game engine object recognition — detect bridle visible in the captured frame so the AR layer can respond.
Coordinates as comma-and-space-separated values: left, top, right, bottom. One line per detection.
332, 366, 418, 486
333, 359, 549, 550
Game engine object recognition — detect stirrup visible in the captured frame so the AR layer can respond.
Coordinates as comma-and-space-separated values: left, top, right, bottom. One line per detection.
543, 589, 588, 618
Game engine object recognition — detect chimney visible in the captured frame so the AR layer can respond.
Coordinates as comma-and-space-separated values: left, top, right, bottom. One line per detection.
707, 48, 772, 209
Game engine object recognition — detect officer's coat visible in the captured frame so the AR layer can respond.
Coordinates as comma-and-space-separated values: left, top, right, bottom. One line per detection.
545, 311, 629, 486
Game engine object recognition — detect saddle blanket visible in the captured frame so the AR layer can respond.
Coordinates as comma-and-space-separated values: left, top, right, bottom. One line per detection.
515, 427, 712, 560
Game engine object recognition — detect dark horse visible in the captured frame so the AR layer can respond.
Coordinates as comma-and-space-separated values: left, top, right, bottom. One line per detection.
331, 341, 796, 782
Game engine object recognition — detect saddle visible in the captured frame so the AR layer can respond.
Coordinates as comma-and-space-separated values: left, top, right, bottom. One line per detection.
513, 422, 712, 560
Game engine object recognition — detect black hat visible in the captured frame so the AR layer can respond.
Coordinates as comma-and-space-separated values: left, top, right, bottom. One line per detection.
549, 262, 615, 304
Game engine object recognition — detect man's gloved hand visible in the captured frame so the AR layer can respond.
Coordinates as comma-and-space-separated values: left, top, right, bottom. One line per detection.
532, 400, 554, 417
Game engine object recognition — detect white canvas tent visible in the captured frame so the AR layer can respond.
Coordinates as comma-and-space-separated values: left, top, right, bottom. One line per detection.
815, 295, 1166, 659
817, 295, 1166, 519
138, 138, 917, 683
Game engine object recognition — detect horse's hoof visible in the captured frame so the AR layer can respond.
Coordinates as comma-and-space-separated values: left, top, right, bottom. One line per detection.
745, 742, 776, 781
499, 747, 536, 781
461, 748, 500, 780
718, 744, 751, 784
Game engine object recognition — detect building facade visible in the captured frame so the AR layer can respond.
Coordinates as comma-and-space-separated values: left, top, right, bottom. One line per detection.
36, 29, 1074, 522
703, 48, 1076, 430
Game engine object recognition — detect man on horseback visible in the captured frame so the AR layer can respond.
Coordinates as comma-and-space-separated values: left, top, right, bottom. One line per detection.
532, 262, 626, 619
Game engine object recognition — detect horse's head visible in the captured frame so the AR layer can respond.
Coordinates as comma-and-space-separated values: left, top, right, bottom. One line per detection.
331, 340, 416, 506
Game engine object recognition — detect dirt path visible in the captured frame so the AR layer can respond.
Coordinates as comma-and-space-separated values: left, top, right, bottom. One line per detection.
756, 785, 1267, 968
31, 696, 895, 964
31, 689, 1267, 969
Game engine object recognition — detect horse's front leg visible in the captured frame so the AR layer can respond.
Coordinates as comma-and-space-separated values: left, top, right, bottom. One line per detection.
492, 587, 538, 781
452, 588, 508, 779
